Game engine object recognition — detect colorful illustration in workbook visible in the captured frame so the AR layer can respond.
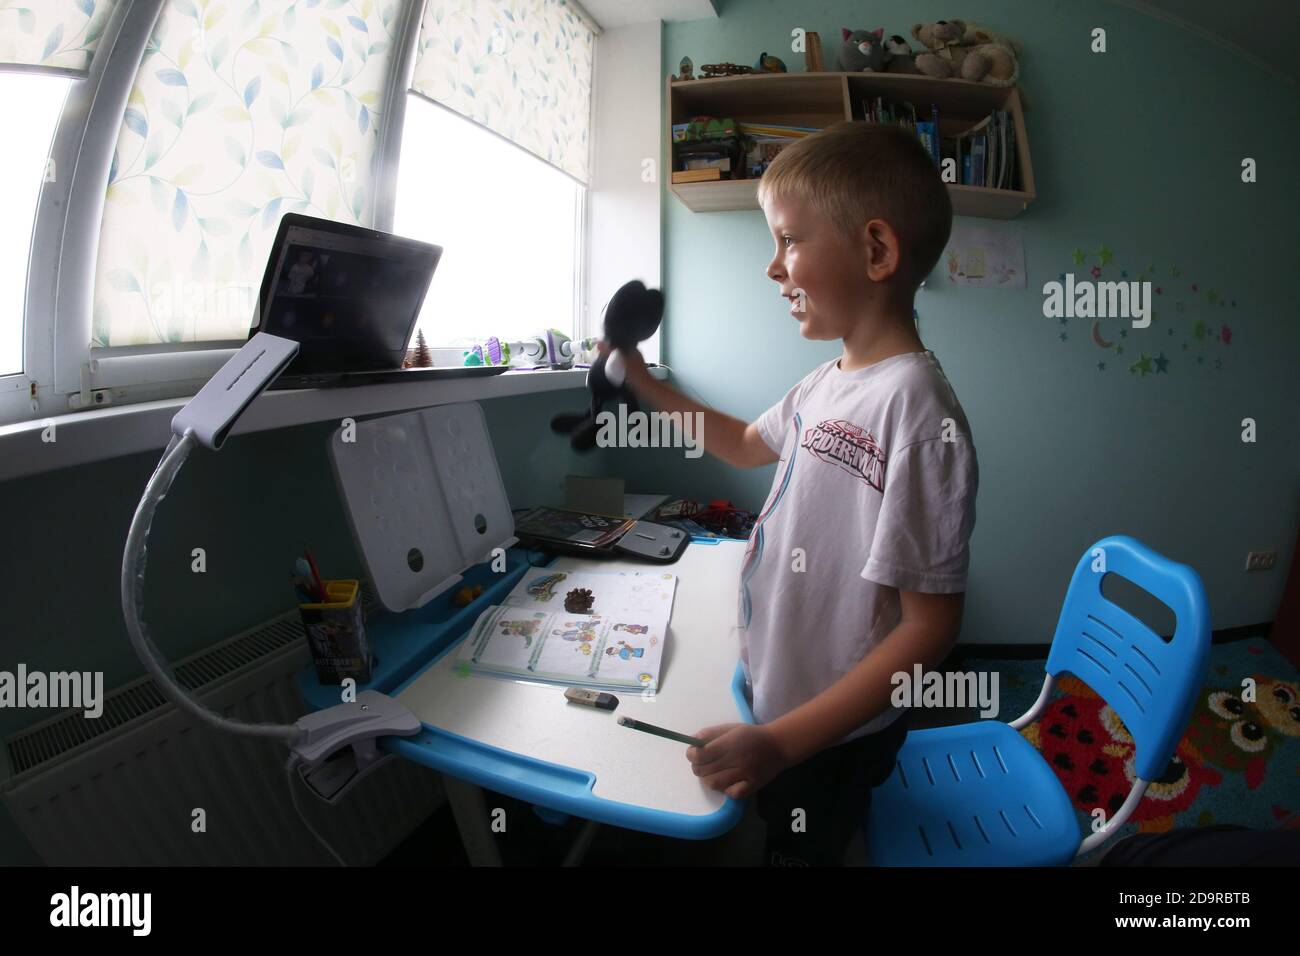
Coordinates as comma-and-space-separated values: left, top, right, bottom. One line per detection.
554, 619, 601, 644
605, 639, 646, 661
497, 617, 542, 648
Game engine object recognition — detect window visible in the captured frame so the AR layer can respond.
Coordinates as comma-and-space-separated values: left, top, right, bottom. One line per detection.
91, 0, 403, 348
0, 73, 71, 377
1, 0, 600, 427
393, 94, 582, 348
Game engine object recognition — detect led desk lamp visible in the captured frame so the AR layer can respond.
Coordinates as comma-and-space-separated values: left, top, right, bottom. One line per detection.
120, 333, 422, 864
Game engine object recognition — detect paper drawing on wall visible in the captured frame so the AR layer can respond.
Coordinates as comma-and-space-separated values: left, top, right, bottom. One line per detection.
944, 225, 1024, 288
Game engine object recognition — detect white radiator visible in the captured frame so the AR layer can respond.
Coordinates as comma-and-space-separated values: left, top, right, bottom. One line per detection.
2, 598, 444, 866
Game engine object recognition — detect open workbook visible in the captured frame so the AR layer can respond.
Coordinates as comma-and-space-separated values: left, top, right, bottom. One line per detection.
455, 568, 677, 692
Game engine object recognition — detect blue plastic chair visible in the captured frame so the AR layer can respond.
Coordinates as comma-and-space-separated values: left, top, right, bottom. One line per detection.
865, 535, 1211, 866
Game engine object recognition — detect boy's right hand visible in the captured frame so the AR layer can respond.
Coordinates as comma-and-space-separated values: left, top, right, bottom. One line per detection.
597, 340, 650, 390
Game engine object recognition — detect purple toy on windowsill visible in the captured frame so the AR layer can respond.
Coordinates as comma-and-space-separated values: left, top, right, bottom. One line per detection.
550, 279, 664, 452
464, 336, 508, 366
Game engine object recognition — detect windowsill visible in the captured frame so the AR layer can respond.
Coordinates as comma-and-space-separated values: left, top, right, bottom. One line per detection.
0, 365, 669, 482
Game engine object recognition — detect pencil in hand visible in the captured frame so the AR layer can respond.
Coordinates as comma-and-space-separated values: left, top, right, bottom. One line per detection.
617, 715, 706, 747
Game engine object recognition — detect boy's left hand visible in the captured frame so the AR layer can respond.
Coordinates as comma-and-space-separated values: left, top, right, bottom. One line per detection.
686, 723, 789, 799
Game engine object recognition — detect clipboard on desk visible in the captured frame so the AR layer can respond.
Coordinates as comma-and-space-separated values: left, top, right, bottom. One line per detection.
514, 506, 689, 564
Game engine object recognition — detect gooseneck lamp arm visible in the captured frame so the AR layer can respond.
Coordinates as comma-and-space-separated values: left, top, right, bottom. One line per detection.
120, 333, 306, 744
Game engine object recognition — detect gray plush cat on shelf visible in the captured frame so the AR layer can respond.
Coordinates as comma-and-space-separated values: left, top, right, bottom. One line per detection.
834, 27, 887, 71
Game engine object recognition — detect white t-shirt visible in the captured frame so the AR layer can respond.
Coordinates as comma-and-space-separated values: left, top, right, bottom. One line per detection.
738, 349, 979, 742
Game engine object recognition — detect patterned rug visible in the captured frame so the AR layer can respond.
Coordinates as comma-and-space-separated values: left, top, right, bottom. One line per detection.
965, 638, 1300, 862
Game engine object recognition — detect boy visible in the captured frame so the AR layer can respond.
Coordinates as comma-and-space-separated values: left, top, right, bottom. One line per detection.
608, 121, 978, 866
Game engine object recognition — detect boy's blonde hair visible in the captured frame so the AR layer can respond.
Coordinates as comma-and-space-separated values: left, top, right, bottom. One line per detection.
756, 121, 952, 291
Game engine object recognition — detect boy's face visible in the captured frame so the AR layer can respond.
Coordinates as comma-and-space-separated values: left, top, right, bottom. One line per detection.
762, 193, 875, 341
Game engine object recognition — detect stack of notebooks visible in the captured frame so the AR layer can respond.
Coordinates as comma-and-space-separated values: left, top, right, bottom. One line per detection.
455, 568, 677, 692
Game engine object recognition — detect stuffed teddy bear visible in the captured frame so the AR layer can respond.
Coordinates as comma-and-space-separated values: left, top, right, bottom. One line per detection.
911, 19, 1019, 86
834, 27, 887, 72
550, 280, 664, 452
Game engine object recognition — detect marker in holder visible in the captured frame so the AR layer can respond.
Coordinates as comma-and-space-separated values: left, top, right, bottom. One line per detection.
298, 579, 372, 684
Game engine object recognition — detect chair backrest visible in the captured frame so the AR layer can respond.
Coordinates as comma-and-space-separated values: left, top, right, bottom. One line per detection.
1045, 535, 1211, 781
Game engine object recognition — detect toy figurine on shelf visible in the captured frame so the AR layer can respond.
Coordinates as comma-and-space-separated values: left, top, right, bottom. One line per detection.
522, 329, 576, 369
459, 331, 599, 370
519, 329, 599, 369
700, 62, 755, 78
676, 55, 694, 80
462, 336, 509, 367
754, 51, 787, 73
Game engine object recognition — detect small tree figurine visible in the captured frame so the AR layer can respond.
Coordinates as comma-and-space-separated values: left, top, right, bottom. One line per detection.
408, 329, 432, 368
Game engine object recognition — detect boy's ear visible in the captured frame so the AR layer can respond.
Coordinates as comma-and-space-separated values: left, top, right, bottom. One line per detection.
861, 218, 903, 283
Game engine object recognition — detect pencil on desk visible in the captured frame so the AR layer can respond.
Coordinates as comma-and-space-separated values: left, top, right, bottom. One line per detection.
617, 716, 706, 747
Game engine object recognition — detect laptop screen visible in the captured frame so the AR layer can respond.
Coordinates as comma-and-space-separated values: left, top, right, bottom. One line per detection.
252, 215, 441, 375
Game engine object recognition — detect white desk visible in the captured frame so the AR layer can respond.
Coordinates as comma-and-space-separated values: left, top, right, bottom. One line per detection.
385, 539, 751, 862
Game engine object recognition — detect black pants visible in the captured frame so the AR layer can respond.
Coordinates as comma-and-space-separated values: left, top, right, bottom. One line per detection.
756, 711, 910, 866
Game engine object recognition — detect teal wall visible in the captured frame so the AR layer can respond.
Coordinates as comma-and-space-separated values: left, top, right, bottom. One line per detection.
0, 386, 610, 863
610, 0, 1299, 646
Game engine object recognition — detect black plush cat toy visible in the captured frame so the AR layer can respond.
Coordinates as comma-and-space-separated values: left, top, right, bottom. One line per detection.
550, 279, 664, 452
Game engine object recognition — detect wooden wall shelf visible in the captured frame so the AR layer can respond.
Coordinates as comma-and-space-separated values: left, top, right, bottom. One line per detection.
666, 72, 1036, 219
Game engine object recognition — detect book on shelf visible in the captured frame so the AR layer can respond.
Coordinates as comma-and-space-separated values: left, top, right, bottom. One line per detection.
671, 168, 722, 183
682, 154, 732, 172
951, 109, 1019, 190
738, 122, 819, 138
861, 97, 940, 169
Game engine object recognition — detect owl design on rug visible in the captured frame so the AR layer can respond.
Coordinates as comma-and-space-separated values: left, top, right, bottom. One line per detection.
1184, 676, 1299, 790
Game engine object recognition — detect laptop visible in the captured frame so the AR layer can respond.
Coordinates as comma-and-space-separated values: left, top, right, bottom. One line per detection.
250, 213, 507, 389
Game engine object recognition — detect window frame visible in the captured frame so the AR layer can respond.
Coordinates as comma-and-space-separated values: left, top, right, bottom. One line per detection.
3, 0, 152, 425
1, 0, 598, 427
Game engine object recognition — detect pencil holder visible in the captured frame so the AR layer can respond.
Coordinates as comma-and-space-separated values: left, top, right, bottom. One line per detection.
298, 579, 372, 684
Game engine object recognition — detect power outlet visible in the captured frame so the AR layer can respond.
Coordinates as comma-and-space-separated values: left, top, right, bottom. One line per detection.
1245, 550, 1276, 571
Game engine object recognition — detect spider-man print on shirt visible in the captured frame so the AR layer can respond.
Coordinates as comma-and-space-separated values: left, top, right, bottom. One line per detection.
800, 419, 886, 492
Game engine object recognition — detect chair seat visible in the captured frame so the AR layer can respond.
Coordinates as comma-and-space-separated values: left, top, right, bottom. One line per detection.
866, 720, 1081, 866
